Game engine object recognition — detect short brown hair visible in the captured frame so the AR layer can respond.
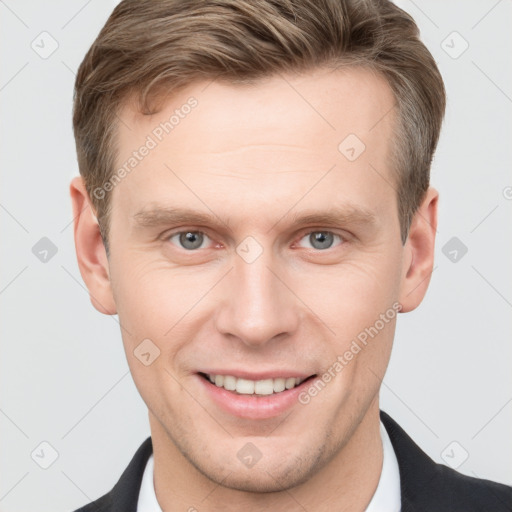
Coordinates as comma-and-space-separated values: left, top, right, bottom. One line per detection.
73, 0, 446, 250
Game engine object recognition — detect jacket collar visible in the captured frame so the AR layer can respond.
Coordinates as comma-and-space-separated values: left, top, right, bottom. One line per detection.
380, 409, 436, 511
107, 436, 153, 512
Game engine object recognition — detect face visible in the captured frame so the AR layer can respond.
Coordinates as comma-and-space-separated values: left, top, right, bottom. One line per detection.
73, 66, 435, 493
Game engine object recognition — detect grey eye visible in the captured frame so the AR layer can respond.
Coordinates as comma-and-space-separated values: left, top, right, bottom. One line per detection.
298, 231, 342, 250
309, 232, 334, 250
172, 231, 207, 250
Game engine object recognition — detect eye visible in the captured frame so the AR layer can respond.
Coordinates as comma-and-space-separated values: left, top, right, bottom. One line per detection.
168, 231, 211, 250
297, 231, 343, 250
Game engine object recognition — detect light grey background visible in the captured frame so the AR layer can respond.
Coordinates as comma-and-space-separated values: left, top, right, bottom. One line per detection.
1, 1, 511, 511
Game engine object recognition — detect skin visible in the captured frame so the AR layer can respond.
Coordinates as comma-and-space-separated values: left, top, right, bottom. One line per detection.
71, 66, 438, 511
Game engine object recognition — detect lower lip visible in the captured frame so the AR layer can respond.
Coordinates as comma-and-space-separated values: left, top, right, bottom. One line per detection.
196, 374, 314, 420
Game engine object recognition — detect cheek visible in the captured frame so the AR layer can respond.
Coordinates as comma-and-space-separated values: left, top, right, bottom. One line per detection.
290, 251, 402, 328
109, 254, 200, 334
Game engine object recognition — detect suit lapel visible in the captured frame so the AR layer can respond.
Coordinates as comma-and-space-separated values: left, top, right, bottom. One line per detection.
108, 437, 153, 512
380, 410, 442, 511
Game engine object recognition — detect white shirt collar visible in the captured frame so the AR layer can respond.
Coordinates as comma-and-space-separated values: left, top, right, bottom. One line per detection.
137, 420, 401, 511
364, 420, 401, 512
137, 453, 161, 512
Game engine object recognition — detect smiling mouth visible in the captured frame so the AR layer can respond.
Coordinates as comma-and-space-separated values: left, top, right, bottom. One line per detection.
198, 372, 317, 396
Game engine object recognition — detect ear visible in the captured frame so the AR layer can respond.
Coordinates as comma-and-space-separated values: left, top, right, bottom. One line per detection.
398, 187, 438, 313
69, 176, 117, 315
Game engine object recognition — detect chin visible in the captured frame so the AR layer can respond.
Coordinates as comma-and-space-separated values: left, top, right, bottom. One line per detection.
183, 441, 327, 494
202, 461, 316, 494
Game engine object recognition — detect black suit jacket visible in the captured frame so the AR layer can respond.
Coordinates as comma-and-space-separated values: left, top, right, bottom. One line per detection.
73, 411, 512, 511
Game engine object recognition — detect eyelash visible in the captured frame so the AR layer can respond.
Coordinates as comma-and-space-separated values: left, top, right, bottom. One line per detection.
163, 229, 347, 251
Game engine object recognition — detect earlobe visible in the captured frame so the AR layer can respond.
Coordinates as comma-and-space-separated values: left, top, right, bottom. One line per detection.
70, 176, 117, 315
398, 187, 438, 313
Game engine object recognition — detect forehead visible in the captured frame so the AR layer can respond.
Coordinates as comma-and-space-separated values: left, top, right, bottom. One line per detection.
112, 66, 397, 229
120, 65, 395, 150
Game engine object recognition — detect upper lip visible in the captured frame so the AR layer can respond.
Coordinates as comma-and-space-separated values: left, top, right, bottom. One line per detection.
198, 370, 316, 380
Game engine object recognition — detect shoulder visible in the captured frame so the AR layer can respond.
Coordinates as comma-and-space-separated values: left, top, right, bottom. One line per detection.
423, 461, 512, 510
71, 437, 153, 512
380, 410, 512, 511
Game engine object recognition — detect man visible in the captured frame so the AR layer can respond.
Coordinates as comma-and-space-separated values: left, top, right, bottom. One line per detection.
69, 0, 512, 510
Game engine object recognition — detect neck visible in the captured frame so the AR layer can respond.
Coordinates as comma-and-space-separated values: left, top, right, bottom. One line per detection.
150, 399, 383, 512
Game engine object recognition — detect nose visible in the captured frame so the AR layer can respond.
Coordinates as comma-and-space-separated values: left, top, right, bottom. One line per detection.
214, 246, 300, 348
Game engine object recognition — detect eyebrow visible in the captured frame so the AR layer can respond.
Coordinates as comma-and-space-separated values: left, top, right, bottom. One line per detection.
132, 204, 378, 232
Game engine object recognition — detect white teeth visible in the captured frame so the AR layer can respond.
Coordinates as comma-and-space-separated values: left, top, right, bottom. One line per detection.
223, 375, 237, 391
273, 378, 286, 393
236, 378, 255, 394
205, 374, 306, 395
254, 379, 274, 395
285, 377, 296, 390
